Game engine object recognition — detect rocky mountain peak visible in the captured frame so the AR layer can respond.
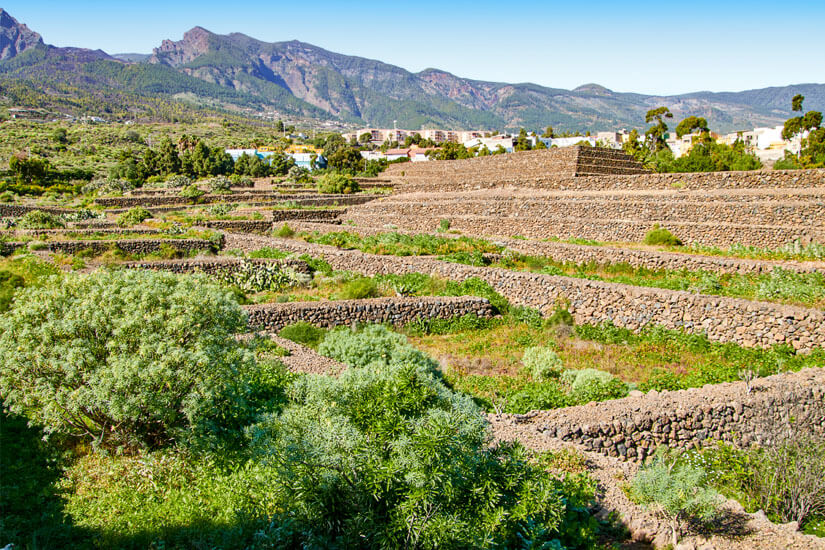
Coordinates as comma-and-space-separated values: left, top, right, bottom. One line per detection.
0, 8, 44, 60
150, 25, 214, 66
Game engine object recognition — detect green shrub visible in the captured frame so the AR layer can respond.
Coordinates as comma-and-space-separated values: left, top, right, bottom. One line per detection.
506, 381, 570, 413
0, 269, 258, 450
522, 346, 564, 380
165, 175, 191, 188
443, 276, 510, 313
691, 436, 825, 530
644, 224, 683, 246
278, 321, 327, 349
61, 208, 104, 222
251, 329, 594, 547
115, 206, 152, 227
437, 218, 451, 232
179, 184, 205, 202
206, 175, 232, 193
298, 253, 333, 276
629, 450, 723, 547
228, 174, 254, 187
0, 269, 25, 313
334, 276, 379, 299
17, 210, 65, 229
287, 165, 312, 184
508, 305, 545, 329
273, 223, 295, 238
561, 368, 629, 404
81, 177, 136, 195
215, 260, 309, 293
316, 172, 360, 194
318, 324, 438, 372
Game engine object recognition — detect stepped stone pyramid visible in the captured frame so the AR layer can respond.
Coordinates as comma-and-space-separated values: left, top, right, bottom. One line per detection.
384, 146, 649, 192
572, 147, 649, 176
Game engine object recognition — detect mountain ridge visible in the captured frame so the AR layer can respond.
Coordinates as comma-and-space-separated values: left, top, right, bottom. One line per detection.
0, 12, 822, 132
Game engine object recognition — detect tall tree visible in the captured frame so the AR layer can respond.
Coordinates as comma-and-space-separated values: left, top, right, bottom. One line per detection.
645, 107, 674, 152
675, 116, 709, 138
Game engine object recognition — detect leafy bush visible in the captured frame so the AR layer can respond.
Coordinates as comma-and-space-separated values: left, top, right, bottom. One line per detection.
756, 267, 825, 305
286, 165, 312, 184
508, 305, 545, 330
273, 223, 295, 238
16, 210, 66, 229
115, 206, 152, 227
228, 174, 254, 187
164, 175, 191, 188
0, 270, 25, 312
437, 218, 451, 232
561, 368, 629, 404
522, 346, 564, 380
207, 202, 233, 217
629, 450, 723, 547
334, 276, 380, 299
318, 324, 439, 373
278, 321, 327, 349
81, 177, 136, 195
692, 436, 825, 530
506, 382, 571, 413
252, 325, 595, 548
443, 276, 510, 313
316, 172, 360, 194
179, 184, 205, 201
644, 224, 682, 246
0, 269, 257, 450
206, 175, 232, 193
61, 208, 104, 222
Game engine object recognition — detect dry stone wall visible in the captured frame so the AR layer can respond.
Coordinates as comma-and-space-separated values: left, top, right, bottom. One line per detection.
34, 238, 217, 256
347, 187, 825, 248
492, 367, 825, 463
124, 256, 312, 276
243, 295, 495, 332
285, 221, 824, 275
223, 234, 825, 352
95, 193, 377, 209
386, 148, 825, 193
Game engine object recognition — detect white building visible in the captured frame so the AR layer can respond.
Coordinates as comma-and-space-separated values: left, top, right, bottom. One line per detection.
463, 136, 514, 153
540, 136, 597, 148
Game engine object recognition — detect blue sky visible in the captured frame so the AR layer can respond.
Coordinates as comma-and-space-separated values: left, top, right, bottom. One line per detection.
5, 0, 824, 95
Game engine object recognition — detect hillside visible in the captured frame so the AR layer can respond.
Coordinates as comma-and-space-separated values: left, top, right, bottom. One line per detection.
0, 9, 822, 131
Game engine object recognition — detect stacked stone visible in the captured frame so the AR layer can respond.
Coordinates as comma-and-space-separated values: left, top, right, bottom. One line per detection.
495, 368, 825, 462
243, 295, 495, 332
223, 233, 825, 352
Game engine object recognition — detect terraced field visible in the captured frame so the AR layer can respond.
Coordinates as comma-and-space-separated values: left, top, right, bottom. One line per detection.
2, 152, 824, 549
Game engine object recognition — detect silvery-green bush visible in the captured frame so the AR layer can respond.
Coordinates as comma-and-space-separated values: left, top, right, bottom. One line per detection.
318, 324, 439, 372
206, 175, 232, 193
522, 346, 564, 380
165, 175, 192, 188
561, 368, 629, 404
0, 269, 255, 449
81, 177, 136, 195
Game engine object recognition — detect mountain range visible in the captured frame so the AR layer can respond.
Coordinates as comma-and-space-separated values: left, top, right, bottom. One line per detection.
1, 9, 823, 133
